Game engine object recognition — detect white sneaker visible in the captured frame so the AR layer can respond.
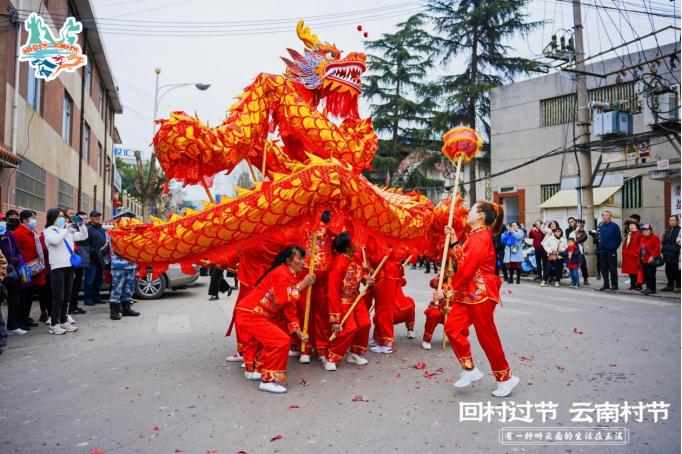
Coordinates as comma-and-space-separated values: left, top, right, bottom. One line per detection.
368, 338, 378, 348
61, 323, 78, 332
244, 371, 261, 381
422, 341, 432, 350
225, 353, 243, 362
7, 328, 27, 335
554, 282, 560, 287
454, 368, 484, 388
43, 317, 51, 326
48, 324, 66, 335
299, 354, 311, 364
369, 345, 393, 354
288, 350, 301, 357
407, 330, 415, 339
322, 358, 337, 371
492, 375, 520, 397
258, 381, 287, 394
540, 281, 547, 287
66, 315, 77, 325
346, 352, 368, 365
240, 362, 245, 369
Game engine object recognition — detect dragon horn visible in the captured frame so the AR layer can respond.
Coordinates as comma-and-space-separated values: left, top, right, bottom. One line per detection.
296, 19, 321, 50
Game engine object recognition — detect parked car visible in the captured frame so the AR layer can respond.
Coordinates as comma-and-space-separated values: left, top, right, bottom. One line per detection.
99, 264, 199, 300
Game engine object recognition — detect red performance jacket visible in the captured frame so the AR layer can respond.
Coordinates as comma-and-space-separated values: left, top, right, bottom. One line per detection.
448, 226, 502, 305
236, 264, 302, 333
327, 253, 367, 324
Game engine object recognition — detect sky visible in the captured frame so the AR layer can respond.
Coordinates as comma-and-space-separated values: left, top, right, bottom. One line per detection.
88, 0, 680, 201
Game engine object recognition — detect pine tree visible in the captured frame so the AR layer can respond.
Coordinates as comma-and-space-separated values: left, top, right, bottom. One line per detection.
363, 13, 437, 170
426, 0, 541, 204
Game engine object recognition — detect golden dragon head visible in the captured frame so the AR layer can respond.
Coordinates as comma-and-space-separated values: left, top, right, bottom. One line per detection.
281, 20, 366, 118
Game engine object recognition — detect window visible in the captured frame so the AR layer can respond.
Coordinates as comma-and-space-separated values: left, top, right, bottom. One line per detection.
27, 65, 42, 112
622, 176, 642, 209
97, 142, 103, 174
84, 59, 92, 94
16, 158, 46, 211
58, 179, 74, 211
82, 122, 90, 163
541, 183, 561, 202
82, 193, 89, 214
540, 81, 639, 127
62, 91, 73, 143
98, 82, 104, 117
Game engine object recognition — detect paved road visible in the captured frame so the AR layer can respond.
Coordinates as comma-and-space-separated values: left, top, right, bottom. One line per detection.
0, 270, 679, 453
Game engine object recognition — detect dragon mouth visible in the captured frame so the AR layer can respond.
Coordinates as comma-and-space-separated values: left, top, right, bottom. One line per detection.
324, 61, 365, 93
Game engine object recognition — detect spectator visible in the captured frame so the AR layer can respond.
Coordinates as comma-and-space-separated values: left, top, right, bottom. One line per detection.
563, 237, 582, 288
573, 219, 590, 285
565, 216, 576, 239
84, 210, 106, 305
12, 210, 46, 330
503, 222, 525, 284
37, 227, 52, 323
541, 228, 567, 287
528, 221, 546, 281
622, 221, 643, 291
208, 265, 226, 300
0, 213, 26, 335
43, 208, 87, 334
639, 224, 661, 295
495, 224, 508, 281
0, 249, 8, 352
5, 209, 20, 233
661, 215, 681, 293
108, 211, 141, 320
629, 213, 641, 226
597, 211, 622, 291
588, 224, 601, 280
65, 207, 75, 221
68, 211, 89, 314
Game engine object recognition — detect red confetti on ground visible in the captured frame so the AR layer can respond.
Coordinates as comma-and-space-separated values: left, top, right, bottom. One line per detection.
352, 394, 369, 402
123, 386, 129, 390
270, 435, 283, 442
288, 405, 301, 409
207, 450, 219, 454
396, 373, 401, 378
502, 289, 512, 295
519, 355, 533, 364
555, 365, 565, 372
174, 450, 183, 453
414, 361, 426, 370
152, 425, 160, 432
609, 364, 618, 367
572, 328, 583, 334
423, 368, 445, 378
299, 378, 308, 387
93, 449, 106, 454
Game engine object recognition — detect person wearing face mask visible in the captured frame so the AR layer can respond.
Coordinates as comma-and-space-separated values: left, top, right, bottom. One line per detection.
4, 210, 20, 233
0, 213, 26, 335
43, 208, 88, 335
12, 210, 48, 330
84, 210, 106, 306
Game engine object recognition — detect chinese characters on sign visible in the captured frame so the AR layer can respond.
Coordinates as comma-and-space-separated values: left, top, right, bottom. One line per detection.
18, 13, 87, 81
500, 427, 628, 445
672, 182, 681, 216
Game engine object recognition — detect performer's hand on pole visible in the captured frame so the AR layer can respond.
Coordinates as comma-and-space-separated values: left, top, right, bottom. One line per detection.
365, 276, 376, 287
433, 289, 446, 301
331, 323, 342, 335
295, 331, 309, 343
300, 273, 316, 290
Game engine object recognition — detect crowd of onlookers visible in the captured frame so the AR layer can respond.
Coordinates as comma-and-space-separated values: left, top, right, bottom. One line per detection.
0, 208, 140, 353
493, 211, 681, 294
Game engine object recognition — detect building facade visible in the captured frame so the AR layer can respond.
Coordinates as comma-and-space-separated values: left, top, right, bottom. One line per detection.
490, 42, 679, 235
0, 0, 122, 224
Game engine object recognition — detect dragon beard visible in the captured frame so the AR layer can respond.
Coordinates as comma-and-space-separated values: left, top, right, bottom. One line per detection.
322, 89, 360, 120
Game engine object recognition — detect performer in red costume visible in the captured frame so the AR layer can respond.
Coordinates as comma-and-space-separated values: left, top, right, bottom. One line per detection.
368, 249, 402, 354
435, 201, 520, 398
234, 246, 315, 394
324, 232, 374, 371
423, 262, 454, 350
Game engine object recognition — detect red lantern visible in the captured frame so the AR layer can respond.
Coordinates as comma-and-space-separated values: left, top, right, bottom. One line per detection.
441, 126, 482, 163
363, 32, 368, 38
357, 25, 363, 31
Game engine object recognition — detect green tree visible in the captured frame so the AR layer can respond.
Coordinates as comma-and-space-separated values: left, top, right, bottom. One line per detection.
363, 13, 437, 167
114, 156, 166, 217
426, 0, 541, 204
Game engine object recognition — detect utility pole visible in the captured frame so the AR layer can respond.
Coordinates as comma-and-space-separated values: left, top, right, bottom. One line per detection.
572, 0, 597, 275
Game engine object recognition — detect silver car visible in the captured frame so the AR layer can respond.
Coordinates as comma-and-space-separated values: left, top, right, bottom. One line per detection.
135, 264, 200, 300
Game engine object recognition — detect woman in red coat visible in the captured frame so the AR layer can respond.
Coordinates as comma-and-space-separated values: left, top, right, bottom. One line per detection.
437, 201, 519, 398
621, 222, 642, 290
12, 210, 47, 328
234, 246, 315, 394
639, 224, 661, 295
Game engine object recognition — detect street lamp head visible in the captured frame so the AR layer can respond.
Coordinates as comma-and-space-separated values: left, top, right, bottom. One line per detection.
155, 68, 161, 75
195, 83, 211, 91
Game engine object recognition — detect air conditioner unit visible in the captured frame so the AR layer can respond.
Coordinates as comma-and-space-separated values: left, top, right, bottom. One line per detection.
594, 110, 632, 138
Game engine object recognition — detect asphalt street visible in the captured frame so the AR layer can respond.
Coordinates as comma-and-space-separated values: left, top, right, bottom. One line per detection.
0, 269, 679, 454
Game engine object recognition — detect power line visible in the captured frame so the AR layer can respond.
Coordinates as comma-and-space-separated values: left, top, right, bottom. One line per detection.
553, 0, 680, 19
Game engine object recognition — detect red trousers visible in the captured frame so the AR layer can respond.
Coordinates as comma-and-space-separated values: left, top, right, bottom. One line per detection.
327, 300, 371, 363
393, 292, 415, 329
311, 273, 330, 357
422, 305, 444, 343
444, 299, 512, 382
372, 278, 399, 346
235, 309, 289, 383
231, 282, 253, 354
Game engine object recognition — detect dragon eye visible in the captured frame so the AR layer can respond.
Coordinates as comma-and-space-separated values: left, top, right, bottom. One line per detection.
326, 51, 335, 59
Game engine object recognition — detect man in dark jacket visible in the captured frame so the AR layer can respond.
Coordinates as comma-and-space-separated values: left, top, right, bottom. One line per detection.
661, 215, 681, 292
69, 211, 89, 313
565, 217, 576, 240
84, 210, 107, 305
597, 211, 622, 291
